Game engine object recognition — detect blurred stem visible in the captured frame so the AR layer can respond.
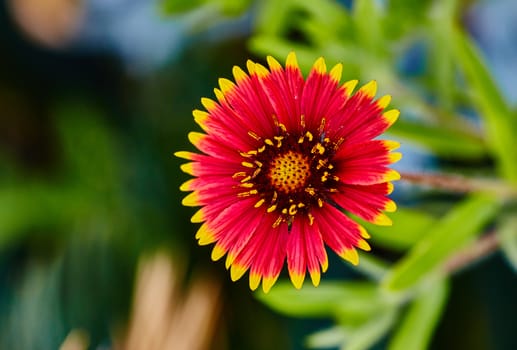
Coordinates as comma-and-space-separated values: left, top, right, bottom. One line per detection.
400, 171, 517, 199
443, 231, 499, 274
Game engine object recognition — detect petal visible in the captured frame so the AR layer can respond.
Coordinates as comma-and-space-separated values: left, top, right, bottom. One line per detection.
231, 214, 288, 292
332, 182, 396, 225
303, 220, 328, 286
333, 140, 402, 185
301, 57, 344, 131
314, 205, 367, 265
253, 54, 304, 133
286, 218, 307, 289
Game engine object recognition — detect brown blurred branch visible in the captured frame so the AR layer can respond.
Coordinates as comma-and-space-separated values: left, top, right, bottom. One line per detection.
401, 171, 517, 199
443, 231, 500, 274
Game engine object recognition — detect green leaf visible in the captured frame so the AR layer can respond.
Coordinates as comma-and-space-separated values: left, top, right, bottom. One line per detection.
0, 186, 71, 247
353, 253, 390, 281
427, 1, 458, 112
306, 326, 347, 349
218, 0, 252, 16
341, 308, 398, 350
382, 193, 500, 293
362, 208, 436, 251
452, 29, 517, 183
389, 120, 487, 159
352, 0, 383, 56
388, 279, 449, 350
161, 0, 208, 14
498, 214, 517, 273
306, 310, 399, 350
55, 101, 121, 193
257, 281, 383, 320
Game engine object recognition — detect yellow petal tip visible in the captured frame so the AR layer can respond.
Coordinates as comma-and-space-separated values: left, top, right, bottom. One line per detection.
357, 239, 371, 252
374, 213, 393, 226
218, 78, 235, 95
179, 179, 193, 192
267, 55, 282, 71
341, 248, 359, 266
188, 131, 204, 147
384, 200, 397, 213
359, 80, 377, 98
383, 140, 401, 151
384, 169, 401, 182
286, 52, 298, 68
312, 57, 326, 74
389, 152, 403, 163
190, 208, 204, 223
377, 94, 392, 109
201, 97, 217, 111
193, 109, 209, 126
196, 225, 215, 245
290, 272, 305, 289
343, 79, 359, 97
232, 65, 247, 83
174, 151, 194, 160
254, 63, 270, 78
329, 63, 343, 82
262, 275, 278, 293
179, 163, 195, 176
230, 263, 247, 281
359, 226, 371, 239
225, 253, 236, 269
249, 272, 261, 291
309, 270, 321, 287
383, 109, 400, 125
211, 244, 226, 261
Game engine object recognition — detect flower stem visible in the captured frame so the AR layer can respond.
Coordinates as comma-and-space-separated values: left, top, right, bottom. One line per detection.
400, 171, 517, 199
443, 231, 500, 275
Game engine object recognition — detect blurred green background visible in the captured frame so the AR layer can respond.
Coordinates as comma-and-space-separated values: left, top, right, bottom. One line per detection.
0, 0, 516, 349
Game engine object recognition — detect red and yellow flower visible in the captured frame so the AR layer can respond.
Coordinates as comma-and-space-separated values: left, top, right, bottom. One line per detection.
176, 52, 400, 292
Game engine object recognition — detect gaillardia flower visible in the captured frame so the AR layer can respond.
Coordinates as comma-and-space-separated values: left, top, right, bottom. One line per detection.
176, 52, 400, 293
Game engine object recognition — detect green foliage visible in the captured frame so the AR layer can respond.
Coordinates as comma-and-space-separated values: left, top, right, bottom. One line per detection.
257, 281, 389, 323
382, 193, 500, 294
499, 214, 517, 273
452, 29, 517, 183
362, 208, 436, 251
388, 279, 449, 350
161, 0, 251, 16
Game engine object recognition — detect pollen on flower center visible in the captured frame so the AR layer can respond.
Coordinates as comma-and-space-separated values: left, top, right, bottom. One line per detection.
269, 151, 310, 193
236, 125, 341, 227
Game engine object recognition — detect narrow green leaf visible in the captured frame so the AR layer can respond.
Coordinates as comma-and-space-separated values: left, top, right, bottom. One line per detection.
353, 253, 390, 281
498, 215, 517, 273
390, 120, 487, 159
382, 193, 500, 293
426, 0, 460, 112
388, 279, 449, 350
306, 326, 347, 349
341, 308, 398, 350
352, 0, 383, 57
452, 29, 517, 183
256, 281, 381, 319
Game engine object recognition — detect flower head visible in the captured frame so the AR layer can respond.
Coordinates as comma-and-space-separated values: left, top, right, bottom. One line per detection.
176, 52, 400, 292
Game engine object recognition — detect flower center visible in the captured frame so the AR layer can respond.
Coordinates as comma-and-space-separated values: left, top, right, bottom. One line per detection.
268, 151, 310, 193
234, 124, 341, 227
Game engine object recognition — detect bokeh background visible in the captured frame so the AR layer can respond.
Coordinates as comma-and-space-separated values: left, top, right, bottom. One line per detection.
0, 0, 516, 349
